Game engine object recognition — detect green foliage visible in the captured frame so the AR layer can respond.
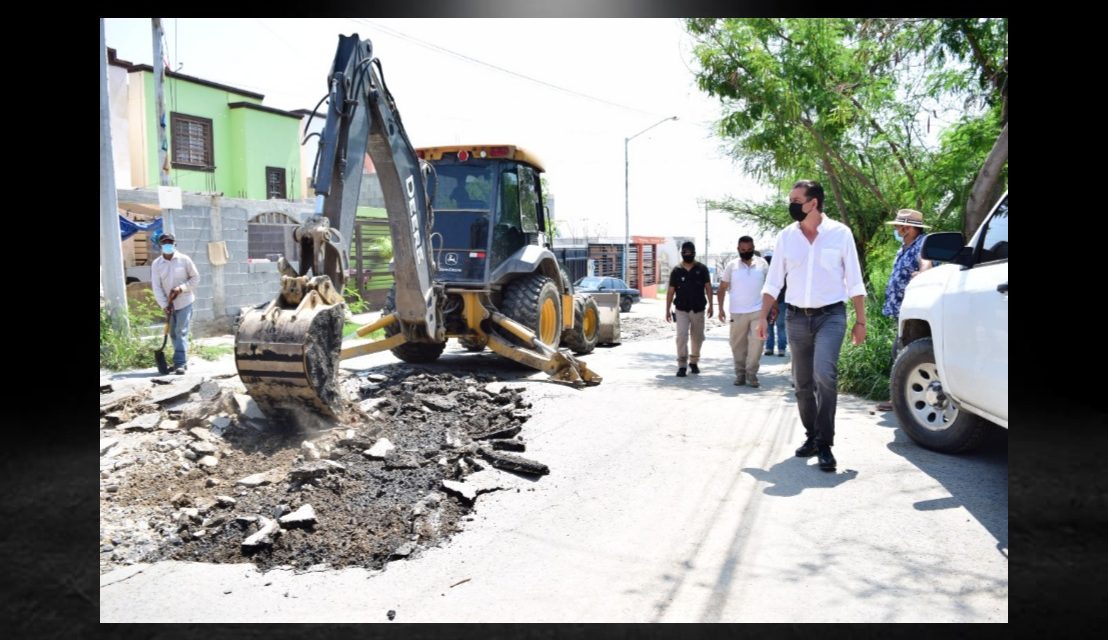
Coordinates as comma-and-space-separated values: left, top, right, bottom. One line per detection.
99, 295, 164, 371
343, 278, 370, 314
686, 18, 1007, 257
365, 235, 393, 262
838, 297, 897, 401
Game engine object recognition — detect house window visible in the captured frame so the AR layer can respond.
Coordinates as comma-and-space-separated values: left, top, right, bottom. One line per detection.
170, 113, 214, 170
248, 211, 300, 265
266, 167, 287, 200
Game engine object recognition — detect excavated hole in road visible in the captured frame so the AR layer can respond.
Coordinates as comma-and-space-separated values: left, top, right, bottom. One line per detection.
101, 368, 544, 573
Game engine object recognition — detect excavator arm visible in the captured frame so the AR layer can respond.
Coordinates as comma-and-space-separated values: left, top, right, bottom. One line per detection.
310, 35, 441, 341
235, 34, 601, 430
234, 34, 442, 426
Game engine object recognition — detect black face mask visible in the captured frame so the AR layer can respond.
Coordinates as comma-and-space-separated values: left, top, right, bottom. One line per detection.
739, 251, 755, 261
788, 201, 808, 222
681, 253, 695, 262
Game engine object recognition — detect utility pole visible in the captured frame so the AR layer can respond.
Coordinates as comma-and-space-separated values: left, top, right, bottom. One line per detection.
624, 115, 677, 283
696, 197, 711, 266
152, 18, 174, 236
101, 18, 129, 332
704, 199, 710, 266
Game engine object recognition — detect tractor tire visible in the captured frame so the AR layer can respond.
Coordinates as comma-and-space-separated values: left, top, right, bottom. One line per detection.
561, 295, 600, 355
499, 274, 562, 349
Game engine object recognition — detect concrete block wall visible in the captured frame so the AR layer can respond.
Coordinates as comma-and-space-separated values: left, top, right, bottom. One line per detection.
117, 189, 313, 336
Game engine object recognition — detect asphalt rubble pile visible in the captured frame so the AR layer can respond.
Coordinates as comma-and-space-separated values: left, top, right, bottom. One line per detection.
99, 365, 547, 574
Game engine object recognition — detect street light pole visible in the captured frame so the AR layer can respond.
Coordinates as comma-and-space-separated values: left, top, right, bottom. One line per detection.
704, 198, 710, 265
624, 115, 677, 284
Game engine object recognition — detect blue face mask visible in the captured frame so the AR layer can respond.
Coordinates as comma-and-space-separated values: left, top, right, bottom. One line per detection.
161, 244, 175, 255
893, 228, 903, 242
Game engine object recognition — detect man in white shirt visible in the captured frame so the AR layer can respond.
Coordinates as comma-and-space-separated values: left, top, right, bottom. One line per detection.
717, 235, 769, 388
151, 232, 201, 374
757, 181, 867, 472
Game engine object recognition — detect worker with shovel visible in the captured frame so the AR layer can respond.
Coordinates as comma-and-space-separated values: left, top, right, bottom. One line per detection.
151, 233, 200, 375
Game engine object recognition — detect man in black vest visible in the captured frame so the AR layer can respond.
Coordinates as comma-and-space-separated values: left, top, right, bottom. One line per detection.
665, 241, 714, 377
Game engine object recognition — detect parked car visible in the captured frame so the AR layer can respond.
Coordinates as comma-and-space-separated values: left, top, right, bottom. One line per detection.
574, 276, 640, 312
890, 192, 1008, 453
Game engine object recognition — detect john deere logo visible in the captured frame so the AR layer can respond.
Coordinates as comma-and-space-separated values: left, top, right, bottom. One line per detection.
445, 253, 459, 266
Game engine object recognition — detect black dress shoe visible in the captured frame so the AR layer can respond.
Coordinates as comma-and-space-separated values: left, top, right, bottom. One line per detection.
676, 367, 687, 377
689, 363, 700, 374
795, 438, 818, 457
817, 444, 836, 471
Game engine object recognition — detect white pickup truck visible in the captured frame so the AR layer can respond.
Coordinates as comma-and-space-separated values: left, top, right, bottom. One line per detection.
891, 192, 1008, 453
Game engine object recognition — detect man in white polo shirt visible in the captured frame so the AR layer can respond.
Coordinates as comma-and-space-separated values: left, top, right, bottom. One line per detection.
717, 235, 769, 388
757, 180, 867, 472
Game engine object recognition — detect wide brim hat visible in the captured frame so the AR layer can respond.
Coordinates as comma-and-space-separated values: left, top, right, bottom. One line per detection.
884, 209, 930, 229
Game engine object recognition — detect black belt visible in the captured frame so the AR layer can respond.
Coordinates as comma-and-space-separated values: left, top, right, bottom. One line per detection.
786, 302, 844, 316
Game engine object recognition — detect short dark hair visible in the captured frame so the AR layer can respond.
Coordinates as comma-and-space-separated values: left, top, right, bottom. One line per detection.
737, 235, 754, 246
681, 241, 695, 252
793, 180, 824, 211
159, 233, 176, 244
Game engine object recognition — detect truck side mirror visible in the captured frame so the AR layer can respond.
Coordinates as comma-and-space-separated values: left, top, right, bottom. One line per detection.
921, 232, 966, 263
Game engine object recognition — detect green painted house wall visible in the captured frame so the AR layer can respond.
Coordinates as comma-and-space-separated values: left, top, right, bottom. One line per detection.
134, 70, 300, 199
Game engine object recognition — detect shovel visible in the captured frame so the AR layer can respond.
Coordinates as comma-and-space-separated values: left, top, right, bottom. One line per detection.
155, 291, 178, 375
155, 312, 172, 375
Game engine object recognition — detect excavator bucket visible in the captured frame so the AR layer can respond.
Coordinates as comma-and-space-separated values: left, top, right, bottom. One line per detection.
589, 292, 622, 345
234, 275, 347, 428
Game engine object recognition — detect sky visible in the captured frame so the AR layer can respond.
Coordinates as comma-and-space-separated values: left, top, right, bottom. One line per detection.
104, 18, 779, 256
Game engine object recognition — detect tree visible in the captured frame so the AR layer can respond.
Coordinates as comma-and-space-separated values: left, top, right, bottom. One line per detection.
685, 18, 1007, 252
930, 18, 1008, 234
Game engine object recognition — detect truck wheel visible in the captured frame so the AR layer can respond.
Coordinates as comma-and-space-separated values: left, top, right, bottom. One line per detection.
891, 337, 988, 453
382, 286, 445, 363
500, 274, 562, 348
620, 296, 632, 313
561, 295, 600, 355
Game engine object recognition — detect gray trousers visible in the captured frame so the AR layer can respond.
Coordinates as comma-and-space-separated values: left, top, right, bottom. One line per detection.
786, 305, 847, 446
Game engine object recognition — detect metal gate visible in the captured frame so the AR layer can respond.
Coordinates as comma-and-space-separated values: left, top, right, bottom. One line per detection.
350, 218, 394, 310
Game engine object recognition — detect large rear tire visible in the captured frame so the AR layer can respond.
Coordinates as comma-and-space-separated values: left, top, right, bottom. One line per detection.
382, 285, 446, 363
561, 295, 600, 355
499, 274, 562, 348
890, 337, 988, 453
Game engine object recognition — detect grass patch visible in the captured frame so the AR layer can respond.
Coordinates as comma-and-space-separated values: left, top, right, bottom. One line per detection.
838, 298, 896, 401
193, 343, 234, 361
344, 321, 384, 340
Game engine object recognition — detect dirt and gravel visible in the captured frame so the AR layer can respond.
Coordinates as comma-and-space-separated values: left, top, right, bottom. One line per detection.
618, 314, 674, 342
98, 314, 664, 576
